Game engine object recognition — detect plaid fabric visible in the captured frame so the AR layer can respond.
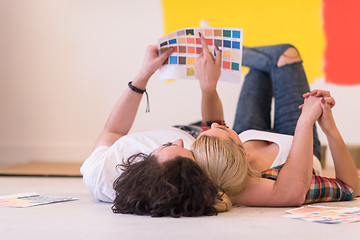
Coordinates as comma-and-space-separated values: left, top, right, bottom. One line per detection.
201, 120, 227, 132
261, 164, 354, 204
173, 125, 202, 139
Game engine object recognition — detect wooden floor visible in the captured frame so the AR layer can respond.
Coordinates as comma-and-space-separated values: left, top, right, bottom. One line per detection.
0, 161, 83, 177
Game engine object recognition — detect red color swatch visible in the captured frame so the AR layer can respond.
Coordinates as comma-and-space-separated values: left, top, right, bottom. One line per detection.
223, 61, 230, 69
323, 0, 360, 85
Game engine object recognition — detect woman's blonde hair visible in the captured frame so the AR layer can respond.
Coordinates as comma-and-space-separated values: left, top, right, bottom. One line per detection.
192, 135, 258, 206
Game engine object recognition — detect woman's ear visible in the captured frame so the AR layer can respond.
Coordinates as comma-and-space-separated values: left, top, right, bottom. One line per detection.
244, 151, 250, 161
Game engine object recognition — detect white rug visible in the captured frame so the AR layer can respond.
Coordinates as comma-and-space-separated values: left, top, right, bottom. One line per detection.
0, 176, 359, 240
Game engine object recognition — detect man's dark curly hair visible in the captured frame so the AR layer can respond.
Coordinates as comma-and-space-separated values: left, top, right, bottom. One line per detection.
112, 153, 220, 217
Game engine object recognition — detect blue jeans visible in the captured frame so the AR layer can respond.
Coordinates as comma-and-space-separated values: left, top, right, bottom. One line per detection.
233, 44, 321, 161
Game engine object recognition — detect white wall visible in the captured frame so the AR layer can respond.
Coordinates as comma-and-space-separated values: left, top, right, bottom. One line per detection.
0, 0, 359, 167
0, 0, 242, 167
311, 78, 360, 166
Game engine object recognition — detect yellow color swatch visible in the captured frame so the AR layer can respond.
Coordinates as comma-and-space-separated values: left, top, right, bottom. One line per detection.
187, 57, 195, 65
187, 68, 195, 76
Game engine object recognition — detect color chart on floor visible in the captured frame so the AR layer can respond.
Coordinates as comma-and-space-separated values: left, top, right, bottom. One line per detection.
0, 192, 78, 208
158, 27, 243, 83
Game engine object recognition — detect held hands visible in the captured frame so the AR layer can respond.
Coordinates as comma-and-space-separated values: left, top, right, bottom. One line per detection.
318, 97, 337, 135
302, 89, 335, 108
299, 95, 323, 124
300, 89, 337, 134
194, 32, 222, 94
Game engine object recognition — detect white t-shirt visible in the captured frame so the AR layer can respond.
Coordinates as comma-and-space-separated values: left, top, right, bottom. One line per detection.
81, 128, 322, 202
239, 130, 322, 175
80, 127, 196, 202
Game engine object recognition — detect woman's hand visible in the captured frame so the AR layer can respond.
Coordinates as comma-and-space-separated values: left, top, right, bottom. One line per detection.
318, 98, 337, 135
136, 45, 173, 87
299, 89, 335, 109
299, 95, 323, 124
194, 33, 222, 94
299, 89, 336, 133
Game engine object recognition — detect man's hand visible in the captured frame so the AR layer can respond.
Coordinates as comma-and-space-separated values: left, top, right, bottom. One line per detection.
137, 45, 173, 85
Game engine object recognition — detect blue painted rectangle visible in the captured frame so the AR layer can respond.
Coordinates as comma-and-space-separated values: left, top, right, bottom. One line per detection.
223, 40, 231, 48
169, 56, 177, 64
168, 38, 177, 45
232, 30, 241, 38
232, 41, 240, 49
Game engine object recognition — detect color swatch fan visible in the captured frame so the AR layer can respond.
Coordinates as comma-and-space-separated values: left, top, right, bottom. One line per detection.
158, 27, 243, 83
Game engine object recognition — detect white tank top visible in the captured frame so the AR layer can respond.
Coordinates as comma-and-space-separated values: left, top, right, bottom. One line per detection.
239, 130, 322, 175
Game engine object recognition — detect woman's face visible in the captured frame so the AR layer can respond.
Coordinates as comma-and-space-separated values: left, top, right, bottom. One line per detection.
151, 139, 196, 163
199, 123, 244, 147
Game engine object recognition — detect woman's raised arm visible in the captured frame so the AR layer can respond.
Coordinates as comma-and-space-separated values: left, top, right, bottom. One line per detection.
274, 95, 323, 203
317, 94, 360, 196
194, 33, 224, 122
237, 95, 324, 206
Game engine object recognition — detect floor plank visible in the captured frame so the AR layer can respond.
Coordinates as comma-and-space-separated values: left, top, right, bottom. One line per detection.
0, 161, 82, 177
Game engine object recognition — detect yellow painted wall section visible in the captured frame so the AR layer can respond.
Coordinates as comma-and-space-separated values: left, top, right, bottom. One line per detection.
162, 0, 325, 83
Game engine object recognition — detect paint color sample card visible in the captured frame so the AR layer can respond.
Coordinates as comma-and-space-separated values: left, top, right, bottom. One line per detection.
285, 205, 360, 224
0, 192, 78, 208
158, 27, 243, 83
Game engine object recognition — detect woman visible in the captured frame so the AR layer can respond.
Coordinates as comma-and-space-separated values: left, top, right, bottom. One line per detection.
192, 34, 360, 209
